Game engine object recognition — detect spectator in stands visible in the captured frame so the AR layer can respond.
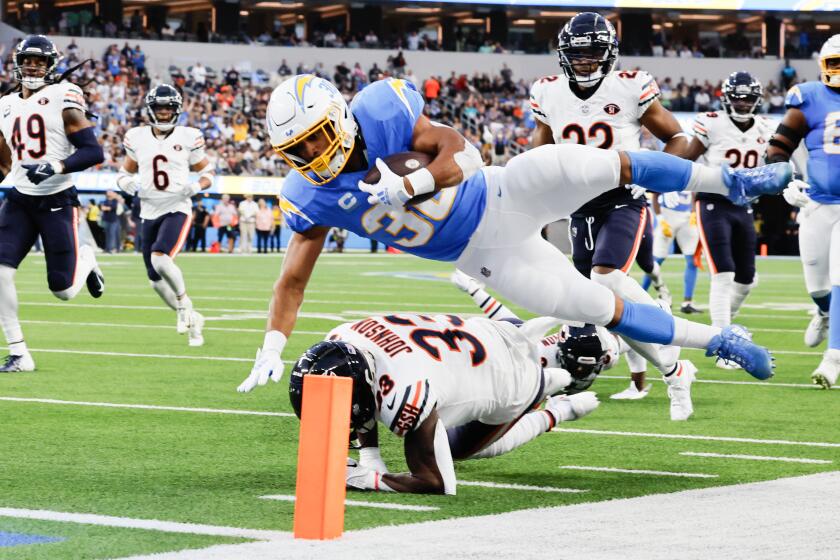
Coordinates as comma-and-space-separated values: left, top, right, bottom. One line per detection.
100, 190, 121, 254
270, 200, 284, 252
191, 202, 210, 252
423, 75, 441, 101
255, 198, 274, 254
86, 199, 104, 250
192, 62, 207, 86
132, 45, 146, 78
780, 59, 797, 90
278, 59, 291, 77
130, 196, 142, 253
768, 87, 785, 114
238, 194, 258, 254
215, 194, 238, 253
364, 30, 379, 48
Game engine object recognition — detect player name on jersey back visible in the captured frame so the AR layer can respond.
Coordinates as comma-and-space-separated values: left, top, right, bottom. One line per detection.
0, 82, 86, 195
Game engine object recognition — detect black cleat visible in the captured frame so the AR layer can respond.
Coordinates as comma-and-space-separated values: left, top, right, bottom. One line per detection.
0, 353, 35, 372
680, 302, 702, 314
86, 268, 105, 298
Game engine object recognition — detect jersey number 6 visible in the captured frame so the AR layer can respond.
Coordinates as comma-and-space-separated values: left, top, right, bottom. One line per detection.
152, 155, 169, 190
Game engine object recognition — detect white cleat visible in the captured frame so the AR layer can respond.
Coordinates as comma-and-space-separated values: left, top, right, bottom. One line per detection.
665, 360, 696, 421
450, 269, 484, 294
0, 352, 35, 372
610, 382, 651, 400
805, 310, 829, 348
188, 311, 205, 347
176, 296, 194, 335
812, 349, 840, 389
715, 357, 742, 370
545, 391, 600, 422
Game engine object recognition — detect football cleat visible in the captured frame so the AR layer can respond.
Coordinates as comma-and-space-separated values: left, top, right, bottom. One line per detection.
664, 360, 696, 421
86, 267, 105, 298
705, 324, 774, 380
450, 269, 484, 294
812, 349, 840, 389
609, 382, 651, 400
722, 162, 793, 206
0, 352, 35, 372
804, 310, 829, 348
654, 283, 672, 308
188, 311, 205, 347
715, 357, 741, 370
545, 392, 600, 423
680, 302, 702, 314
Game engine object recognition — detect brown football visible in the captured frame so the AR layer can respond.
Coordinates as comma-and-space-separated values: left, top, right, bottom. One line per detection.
363, 151, 437, 205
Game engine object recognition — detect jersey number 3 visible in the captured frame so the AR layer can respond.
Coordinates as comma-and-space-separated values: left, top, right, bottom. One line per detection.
11, 114, 46, 161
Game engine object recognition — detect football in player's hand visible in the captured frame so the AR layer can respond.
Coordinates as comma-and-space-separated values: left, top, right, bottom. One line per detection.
364, 151, 436, 204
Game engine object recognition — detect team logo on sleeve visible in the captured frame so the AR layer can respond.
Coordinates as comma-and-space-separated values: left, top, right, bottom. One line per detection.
603, 103, 620, 115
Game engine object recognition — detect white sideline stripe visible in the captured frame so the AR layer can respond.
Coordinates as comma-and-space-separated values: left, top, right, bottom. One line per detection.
559, 466, 718, 478
0, 507, 290, 541
458, 480, 587, 493
680, 452, 832, 464
0, 397, 295, 418
28, 348, 252, 362
259, 495, 439, 512
599, 374, 840, 390
552, 427, 840, 448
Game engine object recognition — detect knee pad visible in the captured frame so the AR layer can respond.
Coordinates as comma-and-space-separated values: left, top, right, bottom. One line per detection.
591, 269, 625, 293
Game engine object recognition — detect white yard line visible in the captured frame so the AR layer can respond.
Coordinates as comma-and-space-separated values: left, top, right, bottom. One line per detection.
0, 397, 294, 418
680, 452, 832, 465
71, 472, 840, 560
679, 347, 823, 356
27, 348, 252, 362
0, 507, 290, 541
558, 466, 718, 478
599, 374, 839, 390
457, 480, 586, 493
552, 427, 840, 448
259, 495, 439, 512
19, 319, 326, 336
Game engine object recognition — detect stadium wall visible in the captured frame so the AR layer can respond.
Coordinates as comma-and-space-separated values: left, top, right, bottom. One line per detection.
43, 35, 823, 86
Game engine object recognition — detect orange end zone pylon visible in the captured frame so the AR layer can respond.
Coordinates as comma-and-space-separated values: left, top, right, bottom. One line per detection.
293, 375, 353, 540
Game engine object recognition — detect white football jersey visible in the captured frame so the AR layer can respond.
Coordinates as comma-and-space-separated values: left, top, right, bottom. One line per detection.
692, 112, 773, 170
124, 125, 206, 220
326, 314, 543, 437
529, 70, 661, 152
0, 82, 87, 195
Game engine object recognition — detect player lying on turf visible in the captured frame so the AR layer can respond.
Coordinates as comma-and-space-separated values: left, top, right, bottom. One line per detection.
116, 84, 212, 347
289, 313, 600, 495
238, 74, 791, 393
450, 269, 696, 420
0, 35, 105, 373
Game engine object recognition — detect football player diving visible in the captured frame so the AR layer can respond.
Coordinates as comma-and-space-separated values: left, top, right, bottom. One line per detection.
289, 313, 601, 495
237, 72, 793, 394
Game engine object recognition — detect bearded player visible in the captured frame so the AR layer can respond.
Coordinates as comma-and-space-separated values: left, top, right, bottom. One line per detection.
683, 72, 772, 368
770, 35, 840, 388
116, 84, 213, 346
0, 35, 105, 372
529, 12, 697, 411
236, 72, 790, 393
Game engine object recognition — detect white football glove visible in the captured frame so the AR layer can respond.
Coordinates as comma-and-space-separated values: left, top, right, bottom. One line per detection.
662, 191, 681, 208
116, 174, 140, 196
182, 181, 203, 198
358, 446, 389, 474
782, 179, 812, 209
628, 184, 647, 199
346, 457, 391, 491
237, 348, 284, 393
358, 158, 411, 207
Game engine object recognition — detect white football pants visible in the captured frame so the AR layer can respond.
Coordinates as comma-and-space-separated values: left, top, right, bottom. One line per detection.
653, 208, 699, 259
798, 202, 840, 296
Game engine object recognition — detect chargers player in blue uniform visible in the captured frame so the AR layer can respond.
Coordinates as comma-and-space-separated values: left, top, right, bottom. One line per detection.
236, 74, 791, 393
770, 35, 840, 388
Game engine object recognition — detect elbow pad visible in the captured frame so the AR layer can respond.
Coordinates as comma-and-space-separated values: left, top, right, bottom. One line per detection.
62, 127, 104, 173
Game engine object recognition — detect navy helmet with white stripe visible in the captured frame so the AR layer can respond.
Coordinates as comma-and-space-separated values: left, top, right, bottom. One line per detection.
557, 12, 619, 86
145, 83, 183, 131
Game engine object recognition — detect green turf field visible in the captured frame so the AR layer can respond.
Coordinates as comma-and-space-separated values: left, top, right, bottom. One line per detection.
1, 252, 838, 559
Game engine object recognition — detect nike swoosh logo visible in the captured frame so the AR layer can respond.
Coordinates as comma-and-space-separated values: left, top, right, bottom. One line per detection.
615, 204, 628, 209
385, 395, 397, 410
50, 208, 62, 212
497, 186, 502, 197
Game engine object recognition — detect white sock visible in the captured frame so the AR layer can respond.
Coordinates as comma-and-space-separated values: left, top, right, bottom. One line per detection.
672, 316, 721, 349
151, 280, 178, 311
0, 265, 26, 354
51, 245, 97, 301
151, 253, 187, 299
686, 163, 729, 196
710, 272, 735, 327
469, 286, 518, 321
731, 280, 754, 318
543, 367, 572, 395
471, 410, 552, 459
625, 348, 647, 374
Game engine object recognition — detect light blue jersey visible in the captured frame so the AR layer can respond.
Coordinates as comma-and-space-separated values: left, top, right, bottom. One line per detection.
278, 78, 487, 261
657, 191, 692, 213
785, 81, 840, 204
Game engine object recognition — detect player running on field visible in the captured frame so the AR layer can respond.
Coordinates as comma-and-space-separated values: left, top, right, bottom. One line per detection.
290, 314, 601, 495
116, 84, 213, 347
769, 35, 840, 388
236, 72, 792, 394
683, 72, 773, 369
0, 35, 105, 373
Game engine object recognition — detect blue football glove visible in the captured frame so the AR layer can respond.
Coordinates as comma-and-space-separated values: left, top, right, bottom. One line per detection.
22, 162, 60, 185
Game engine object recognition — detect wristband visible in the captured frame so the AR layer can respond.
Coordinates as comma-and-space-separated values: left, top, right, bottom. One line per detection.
406, 167, 435, 196
263, 330, 287, 353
